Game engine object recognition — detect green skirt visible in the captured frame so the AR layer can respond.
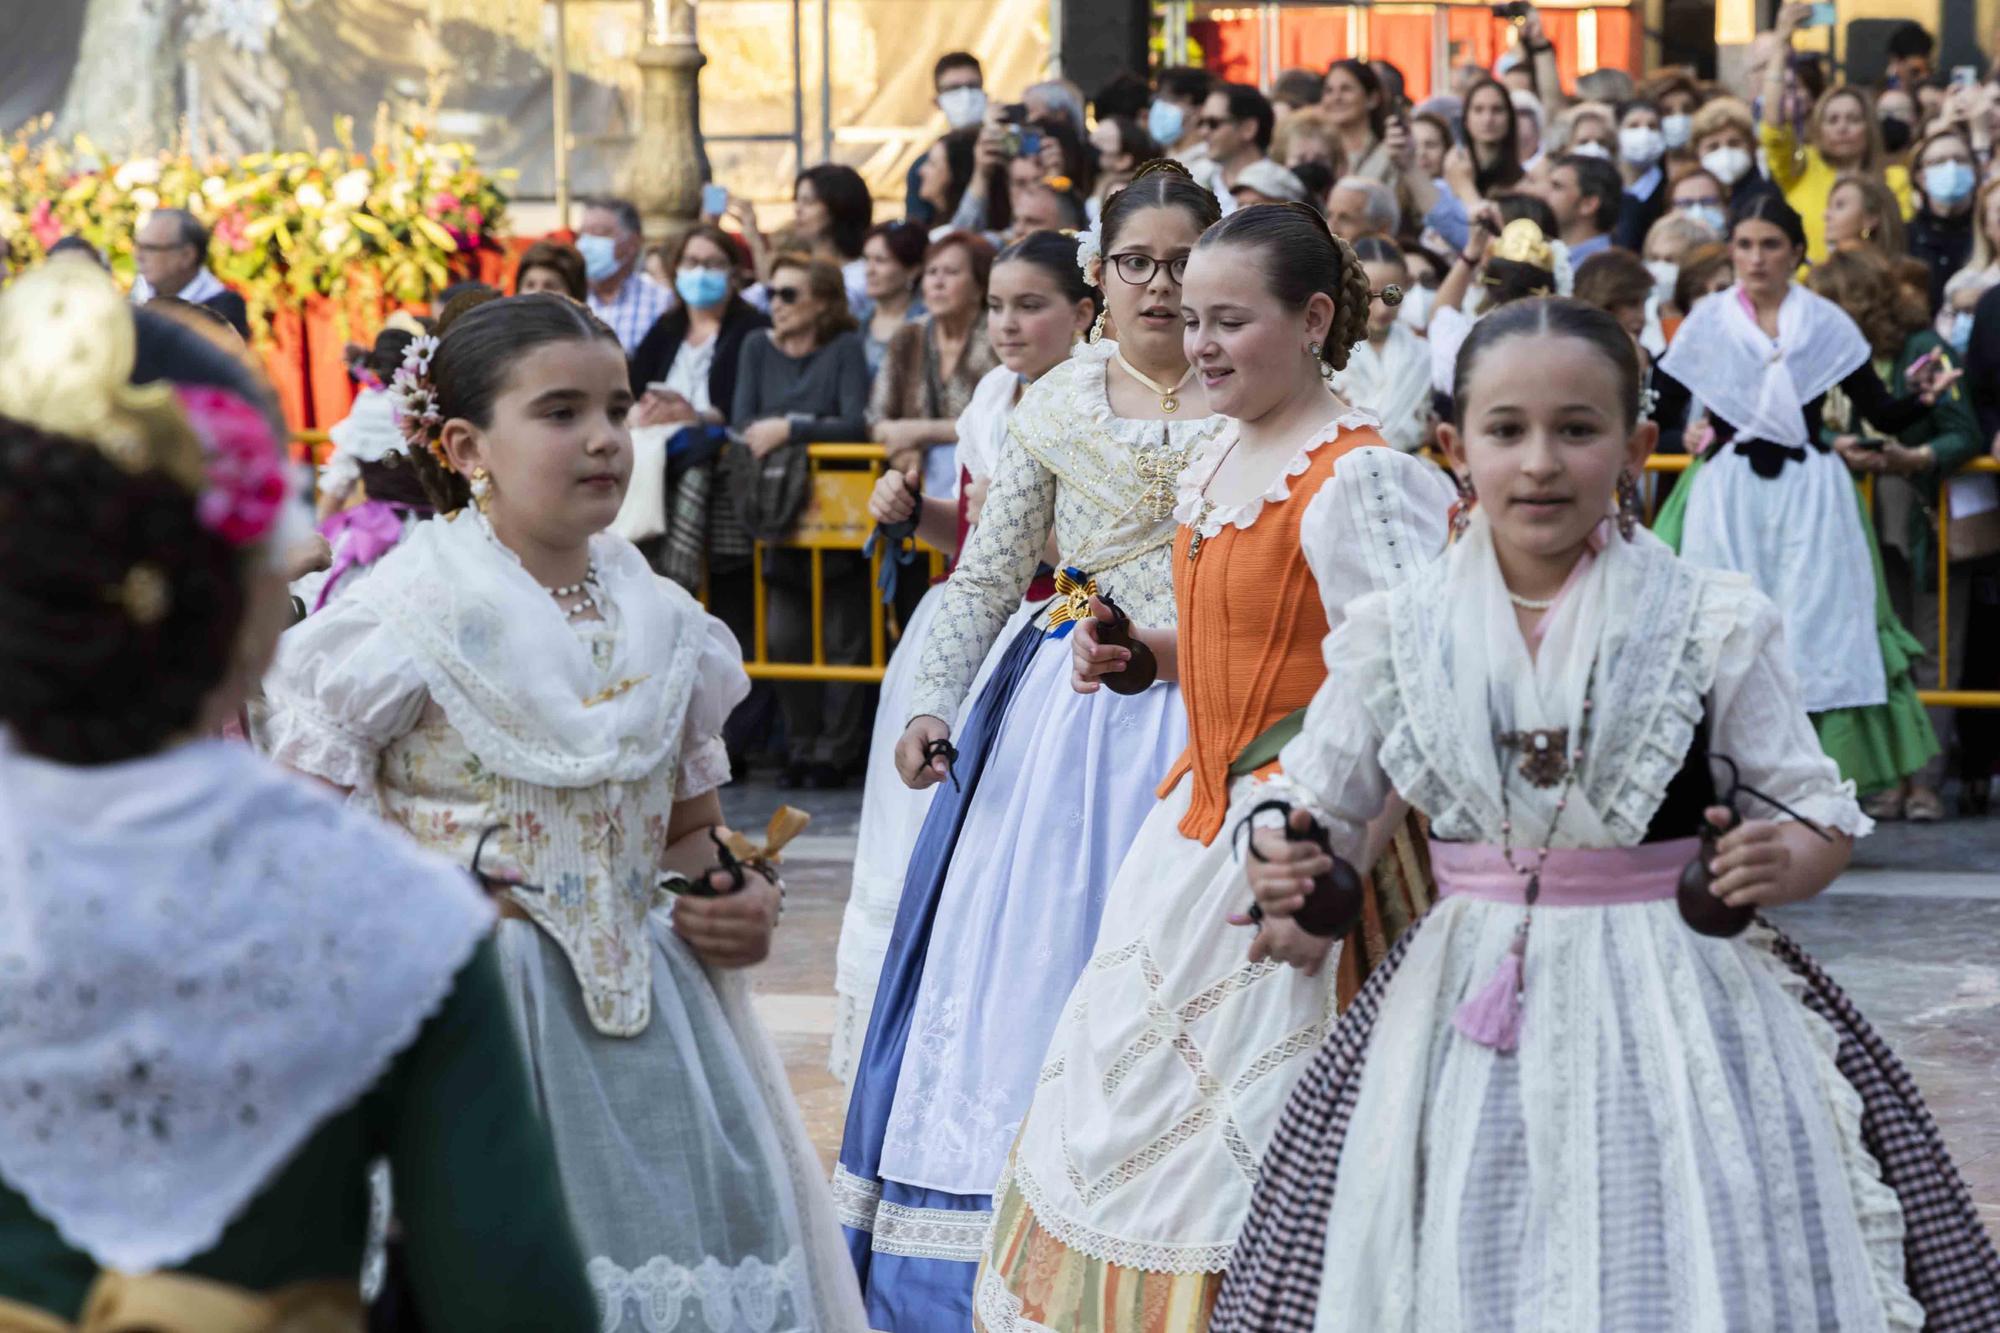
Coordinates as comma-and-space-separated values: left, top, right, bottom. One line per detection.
1652, 455, 1937, 795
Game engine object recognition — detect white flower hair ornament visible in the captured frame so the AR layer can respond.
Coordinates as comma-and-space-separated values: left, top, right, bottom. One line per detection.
1074, 219, 1103, 288
386, 333, 446, 465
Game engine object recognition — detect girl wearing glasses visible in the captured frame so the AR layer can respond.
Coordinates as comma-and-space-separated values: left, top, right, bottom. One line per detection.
976, 203, 1449, 1333
836, 160, 1225, 1328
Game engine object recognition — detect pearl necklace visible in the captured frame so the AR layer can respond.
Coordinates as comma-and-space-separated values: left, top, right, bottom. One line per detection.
549, 560, 603, 619
1113, 349, 1196, 415
1507, 590, 1557, 612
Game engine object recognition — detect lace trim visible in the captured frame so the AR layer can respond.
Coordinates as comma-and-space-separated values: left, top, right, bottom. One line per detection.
975, 1259, 1062, 1333
1171, 410, 1383, 535
871, 1199, 993, 1262
675, 735, 732, 801
830, 1163, 880, 1233
258, 704, 382, 794
1017, 1149, 1237, 1274
587, 1249, 809, 1333
1757, 926, 1924, 1331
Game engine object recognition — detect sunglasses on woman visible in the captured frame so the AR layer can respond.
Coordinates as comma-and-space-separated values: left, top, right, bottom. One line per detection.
771, 286, 804, 305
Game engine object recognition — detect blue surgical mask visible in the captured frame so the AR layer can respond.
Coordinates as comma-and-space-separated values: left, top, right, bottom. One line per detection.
1682, 202, 1727, 235
1661, 112, 1693, 149
1924, 160, 1976, 208
1948, 309, 1975, 354
675, 266, 730, 310
577, 233, 622, 283
1147, 100, 1185, 147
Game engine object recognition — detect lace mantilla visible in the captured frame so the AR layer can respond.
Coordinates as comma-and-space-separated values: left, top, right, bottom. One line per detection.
0, 740, 491, 1273
588, 1248, 814, 1333
1172, 410, 1382, 536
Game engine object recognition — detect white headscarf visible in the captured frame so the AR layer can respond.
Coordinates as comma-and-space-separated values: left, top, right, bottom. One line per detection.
1658, 283, 1870, 449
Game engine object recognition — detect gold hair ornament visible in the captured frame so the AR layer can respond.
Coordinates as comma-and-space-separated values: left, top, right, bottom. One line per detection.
1487, 218, 1555, 270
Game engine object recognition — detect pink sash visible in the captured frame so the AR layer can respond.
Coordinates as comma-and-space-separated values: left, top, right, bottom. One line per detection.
1429, 837, 1699, 908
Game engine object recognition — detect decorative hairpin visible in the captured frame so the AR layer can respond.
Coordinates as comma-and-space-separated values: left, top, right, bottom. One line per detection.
1073, 218, 1103, 284
386, 333, 446, 466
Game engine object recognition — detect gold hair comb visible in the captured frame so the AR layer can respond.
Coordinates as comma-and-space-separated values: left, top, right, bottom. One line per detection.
1488, 218, 1555, 271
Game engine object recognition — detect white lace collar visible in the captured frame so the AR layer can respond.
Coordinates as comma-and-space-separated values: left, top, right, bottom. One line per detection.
363, 511, 704, 789
1172, 409, 1383, 536
0, 737, 491, 1271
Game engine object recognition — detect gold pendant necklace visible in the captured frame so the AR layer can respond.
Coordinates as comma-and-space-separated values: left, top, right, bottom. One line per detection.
1114, 349, 1196, 415
1185, 433, 1244, 561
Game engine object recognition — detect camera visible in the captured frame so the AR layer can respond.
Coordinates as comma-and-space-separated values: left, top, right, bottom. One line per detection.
1491, 1, 1531, 18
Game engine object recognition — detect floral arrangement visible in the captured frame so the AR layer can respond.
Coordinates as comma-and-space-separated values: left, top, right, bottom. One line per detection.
0, 114, 512, 340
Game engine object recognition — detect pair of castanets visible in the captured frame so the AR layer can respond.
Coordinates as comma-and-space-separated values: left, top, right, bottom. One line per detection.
1089, 594, 1158, 696
467, 807, 812, 902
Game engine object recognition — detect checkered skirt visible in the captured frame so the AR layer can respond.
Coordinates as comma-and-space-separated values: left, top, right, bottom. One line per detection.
1211, 918, 2000, 1332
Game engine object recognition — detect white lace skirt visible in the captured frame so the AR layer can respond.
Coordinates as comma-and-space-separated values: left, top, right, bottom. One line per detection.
830, 592, 1036, 1085
876, 632, 1189, 1200
497, 916, 867, 1333
1678, 446, 1884, 713
1308, 897, 1920, 1333
1009, 775, 1338, 1274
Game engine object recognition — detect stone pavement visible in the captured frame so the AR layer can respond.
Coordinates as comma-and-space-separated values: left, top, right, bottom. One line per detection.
724, 777, 2000, 1239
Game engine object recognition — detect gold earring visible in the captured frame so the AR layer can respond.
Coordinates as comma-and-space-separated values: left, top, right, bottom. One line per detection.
1088, 309, 1108, 344
470, 465, 492, 512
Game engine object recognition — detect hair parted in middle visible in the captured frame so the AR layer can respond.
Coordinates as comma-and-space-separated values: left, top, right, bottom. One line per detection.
1096, 158, 1225, 262
1451, 296, 1643, 429
1193, 201, 1373, 371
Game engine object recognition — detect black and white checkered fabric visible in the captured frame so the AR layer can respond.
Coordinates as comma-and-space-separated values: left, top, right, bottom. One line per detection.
1213, 919, 2000, 1331
1767, 929, 2000, 1332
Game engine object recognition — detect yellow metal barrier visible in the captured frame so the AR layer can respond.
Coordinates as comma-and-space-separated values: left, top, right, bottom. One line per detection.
290, 433, 1998, 707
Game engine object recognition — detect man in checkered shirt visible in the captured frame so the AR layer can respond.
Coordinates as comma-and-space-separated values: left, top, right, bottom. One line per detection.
576, 196, 673, 353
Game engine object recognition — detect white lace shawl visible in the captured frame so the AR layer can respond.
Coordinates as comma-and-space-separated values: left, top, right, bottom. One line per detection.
0, 738, 491, 1272
1330, 325, 1431, 453
267, 511, 714, 792
1659, 283, 1871, 449
1268, 512, 1869, 859
953, 363, 1023, 484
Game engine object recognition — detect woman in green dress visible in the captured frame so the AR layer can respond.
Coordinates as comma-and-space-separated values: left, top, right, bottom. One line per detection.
0, 261, 596, 1332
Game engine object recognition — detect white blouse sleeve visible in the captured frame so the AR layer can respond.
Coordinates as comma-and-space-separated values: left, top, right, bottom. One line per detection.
676, 606, 751, 800
261, 596, 428, 791
1708, 585, 1872, 838
1257, 591, 1398, 866
1298, 445, 1453, 633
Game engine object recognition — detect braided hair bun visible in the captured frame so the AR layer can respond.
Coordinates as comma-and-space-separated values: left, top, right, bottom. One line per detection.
0, 308, 274, 765
1194, 201, 1373, 371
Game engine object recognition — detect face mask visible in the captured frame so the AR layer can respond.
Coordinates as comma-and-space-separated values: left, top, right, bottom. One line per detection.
1645, 259, 1679, 306
1700, 145, 1752, 186
1880, 116, 1913, 155
1569, 140, 1613, 161
1681, 202, 1727, 234
1924, 160, 1977, 208
675, 266, 730, 310
1662, 113, 1692, 149
577, 233, 622, 283
1948, 310, 1975, 354
1619, 126, 1665, 167
1147, 100, 1185, 147
938, 85, 987, 130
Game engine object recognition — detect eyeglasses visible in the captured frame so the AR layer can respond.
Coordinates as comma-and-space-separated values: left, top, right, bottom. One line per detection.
1197, 116, 1233, 131
134, 242, 192, 255
1676, 197, 1724, 210
771, 286, 803, 304
1107, 251, 1190, 285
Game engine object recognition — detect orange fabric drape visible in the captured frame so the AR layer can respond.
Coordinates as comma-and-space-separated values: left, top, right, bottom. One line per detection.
1372, 12, 1437, 103
1279, 10, 1353, 76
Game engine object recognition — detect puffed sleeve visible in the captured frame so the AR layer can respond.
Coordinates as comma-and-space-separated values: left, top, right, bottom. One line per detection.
1255, 591, 1399, 867
1298, 444, 1453, 634
1706, 581, 1872, 838
261, 594, 428, 793
675, 603, 751, 800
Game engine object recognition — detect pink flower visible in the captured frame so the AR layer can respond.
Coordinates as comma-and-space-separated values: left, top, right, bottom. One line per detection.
178, 385, 288, 547
29, 199, 60, 250
428, 191, 461, 216
464, 206, 484, 232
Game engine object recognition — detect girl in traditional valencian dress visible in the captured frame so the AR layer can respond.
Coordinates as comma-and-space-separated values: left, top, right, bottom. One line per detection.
836, 162, 1227, 1328
974, 204, 1452, 1332
1214, 298, 2000, 1332
263, 294, 867, 1332
833, 231, 1101, 1084
0, 262, 599, 1328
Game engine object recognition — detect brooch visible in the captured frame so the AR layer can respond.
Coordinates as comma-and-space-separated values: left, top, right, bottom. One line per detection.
1497, 726, 1572, 788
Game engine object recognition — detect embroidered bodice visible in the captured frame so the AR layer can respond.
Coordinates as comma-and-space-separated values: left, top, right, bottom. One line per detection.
908, 342, 1226, 726
1269, 524, 1868, 864
1161, 417, 1391, 843
263, 517, 747, 1037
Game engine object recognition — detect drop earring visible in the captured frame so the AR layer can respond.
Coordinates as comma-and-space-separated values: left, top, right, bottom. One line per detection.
1615, 467, 1641, 541
470, 465, 493, 512
1088, 309, 1108, 344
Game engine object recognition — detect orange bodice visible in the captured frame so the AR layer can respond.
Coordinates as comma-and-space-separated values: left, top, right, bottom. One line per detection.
1159, 428, 1383, 844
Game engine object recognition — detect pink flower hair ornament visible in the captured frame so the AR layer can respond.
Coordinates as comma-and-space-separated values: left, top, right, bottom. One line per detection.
176, 385, 290, 548
386, 332, 447, 466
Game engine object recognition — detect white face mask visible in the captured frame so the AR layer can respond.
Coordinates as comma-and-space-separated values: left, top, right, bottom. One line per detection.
938, 85, 988, 131
1569, 140, 1613, 162
1700, 146, 1753, 186
1662, 113, 1693, 149
1645, 259, 1679, 306
1619, 126, 1666, 167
